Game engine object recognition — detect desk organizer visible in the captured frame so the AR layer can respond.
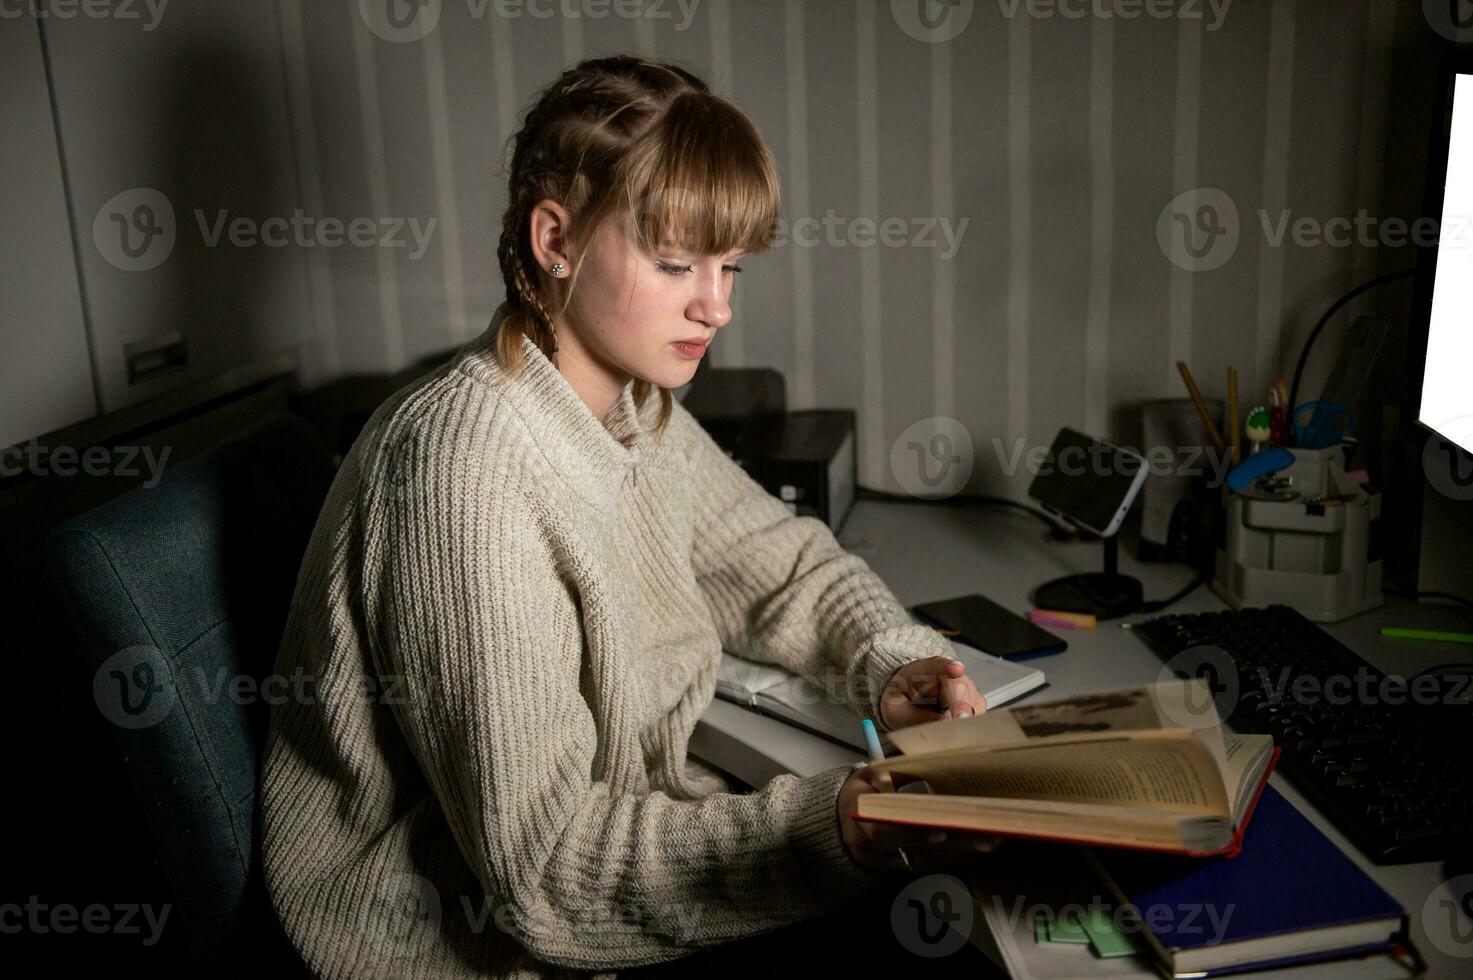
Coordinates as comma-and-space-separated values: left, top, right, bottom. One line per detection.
1212, 446, 1382, 622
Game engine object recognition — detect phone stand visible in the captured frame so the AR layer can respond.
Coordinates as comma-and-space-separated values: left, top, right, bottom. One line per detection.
1032, 534, 1143, 620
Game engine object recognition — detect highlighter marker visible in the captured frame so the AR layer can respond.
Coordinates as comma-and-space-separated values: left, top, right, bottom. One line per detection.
1031, 608, 1097, 630
1380, 627, 1473, 645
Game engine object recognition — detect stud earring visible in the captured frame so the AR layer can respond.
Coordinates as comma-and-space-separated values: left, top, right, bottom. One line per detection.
550, 262, 565, 276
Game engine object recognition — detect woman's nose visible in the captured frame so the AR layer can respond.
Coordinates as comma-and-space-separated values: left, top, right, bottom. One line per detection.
691, 283, 731, 329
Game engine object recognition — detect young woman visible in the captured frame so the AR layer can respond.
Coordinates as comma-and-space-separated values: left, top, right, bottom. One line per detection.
261, 54, 991, 979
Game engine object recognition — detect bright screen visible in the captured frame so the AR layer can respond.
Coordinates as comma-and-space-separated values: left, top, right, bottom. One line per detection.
1419, 73, 1473, 453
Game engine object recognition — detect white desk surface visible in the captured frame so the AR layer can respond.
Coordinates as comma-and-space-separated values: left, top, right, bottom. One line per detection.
690, 499, 1473, 978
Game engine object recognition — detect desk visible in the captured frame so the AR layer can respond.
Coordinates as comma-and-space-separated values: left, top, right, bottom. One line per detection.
690, 499, 1473, 978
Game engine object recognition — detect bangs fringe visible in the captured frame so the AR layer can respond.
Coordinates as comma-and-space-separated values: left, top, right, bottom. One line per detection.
615, 91, 781, 260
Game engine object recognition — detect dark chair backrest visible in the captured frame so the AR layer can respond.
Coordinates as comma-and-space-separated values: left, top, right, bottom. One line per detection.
45, 413, 335, 975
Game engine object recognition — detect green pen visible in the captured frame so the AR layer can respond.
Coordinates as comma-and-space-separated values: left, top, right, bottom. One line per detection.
1380, 627, 1473, 645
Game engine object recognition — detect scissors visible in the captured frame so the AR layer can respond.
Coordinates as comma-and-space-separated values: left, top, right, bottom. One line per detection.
1292, 401, 1356, 450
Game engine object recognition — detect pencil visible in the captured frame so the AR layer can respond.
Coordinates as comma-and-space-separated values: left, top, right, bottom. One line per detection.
1227, 367, 1241, 467
1177, 361, 1226, 452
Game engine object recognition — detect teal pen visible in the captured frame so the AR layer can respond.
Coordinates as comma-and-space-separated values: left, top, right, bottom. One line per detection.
859, 718, 910, 870
861, 717, 885, 761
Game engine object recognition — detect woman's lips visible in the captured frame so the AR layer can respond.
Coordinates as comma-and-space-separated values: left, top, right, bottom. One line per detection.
671, 340, 707, 359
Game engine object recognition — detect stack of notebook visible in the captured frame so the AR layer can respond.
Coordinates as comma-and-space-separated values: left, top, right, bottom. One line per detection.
1087, 784, 1413, 977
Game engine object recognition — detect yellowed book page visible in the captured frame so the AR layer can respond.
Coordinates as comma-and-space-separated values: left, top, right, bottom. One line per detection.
868, 731, 1230, 816
1222, 732, 1274, 820
857, 794, 1214, 849
887, 680, 1228, 775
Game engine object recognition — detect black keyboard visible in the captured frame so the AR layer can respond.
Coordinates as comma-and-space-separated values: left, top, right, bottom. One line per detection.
1131, 604, 1473, 864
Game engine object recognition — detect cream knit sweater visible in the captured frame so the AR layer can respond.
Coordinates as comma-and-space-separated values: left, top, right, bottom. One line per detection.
260, 303, 958, 978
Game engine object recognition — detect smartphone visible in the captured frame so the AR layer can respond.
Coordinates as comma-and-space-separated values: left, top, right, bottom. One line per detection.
910, 593, 1067, 661
1026, 427, 1149, 538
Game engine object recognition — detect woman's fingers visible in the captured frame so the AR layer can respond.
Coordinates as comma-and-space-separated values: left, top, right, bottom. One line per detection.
882, 661, 950, 726
881, 659, 995, 726
903, 662, 944, 705
938, 666, 989, 719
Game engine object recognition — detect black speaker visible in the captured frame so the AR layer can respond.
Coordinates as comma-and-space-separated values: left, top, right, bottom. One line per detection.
1138, 398, 1225, 570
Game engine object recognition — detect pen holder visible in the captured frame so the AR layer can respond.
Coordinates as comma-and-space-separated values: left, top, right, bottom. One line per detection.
1212, 447, 1382, 622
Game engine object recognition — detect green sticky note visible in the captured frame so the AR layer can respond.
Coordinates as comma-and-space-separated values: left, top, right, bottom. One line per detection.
1082, 909, 1136, 958
1044, 914, 1090, 944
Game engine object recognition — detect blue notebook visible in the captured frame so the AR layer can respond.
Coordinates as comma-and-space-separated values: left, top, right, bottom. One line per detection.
1089, 785, 1409, 978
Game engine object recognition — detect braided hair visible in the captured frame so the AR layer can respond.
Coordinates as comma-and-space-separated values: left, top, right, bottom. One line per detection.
493, 54, 780, 435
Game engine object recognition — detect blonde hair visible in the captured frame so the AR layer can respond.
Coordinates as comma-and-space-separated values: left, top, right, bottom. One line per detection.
494, 55, 780, 435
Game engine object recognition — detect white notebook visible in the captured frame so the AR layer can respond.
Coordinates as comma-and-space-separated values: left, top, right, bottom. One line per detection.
713, 638, 1047, 753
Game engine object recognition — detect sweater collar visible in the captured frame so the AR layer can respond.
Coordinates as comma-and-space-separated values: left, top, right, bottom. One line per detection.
457, 302, 650, 511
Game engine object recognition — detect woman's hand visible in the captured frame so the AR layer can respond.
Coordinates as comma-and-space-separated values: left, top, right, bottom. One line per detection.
837, 765, 999, 872
879, 657, 986, 731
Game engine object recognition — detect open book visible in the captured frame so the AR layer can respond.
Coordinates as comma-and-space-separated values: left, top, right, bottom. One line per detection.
851, 679, 1280, 856
713, 638, 1046, 753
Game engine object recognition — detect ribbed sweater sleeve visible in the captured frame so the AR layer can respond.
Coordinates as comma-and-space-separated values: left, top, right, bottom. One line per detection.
359, 394, 882, 971
674, 402, 956, 733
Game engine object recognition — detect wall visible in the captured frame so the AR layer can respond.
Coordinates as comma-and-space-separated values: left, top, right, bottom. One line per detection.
8, 0, 1451, 499
0, 22, 94, 447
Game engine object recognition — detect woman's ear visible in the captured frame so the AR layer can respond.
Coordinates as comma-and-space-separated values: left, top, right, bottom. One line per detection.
530, 199, 573, 273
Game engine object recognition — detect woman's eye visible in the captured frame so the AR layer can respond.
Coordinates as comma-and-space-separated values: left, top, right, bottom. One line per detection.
655, 261, 744, 277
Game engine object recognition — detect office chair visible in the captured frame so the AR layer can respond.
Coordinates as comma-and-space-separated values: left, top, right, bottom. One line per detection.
45, 413, 335, 975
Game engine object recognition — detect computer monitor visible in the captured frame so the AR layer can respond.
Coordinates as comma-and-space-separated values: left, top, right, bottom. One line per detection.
1395, 53, 1473, 600
1409, 57, 1473, 465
